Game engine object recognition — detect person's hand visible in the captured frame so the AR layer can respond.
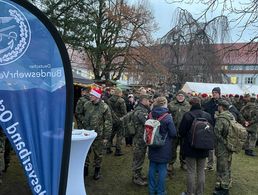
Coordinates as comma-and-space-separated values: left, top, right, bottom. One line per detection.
214, 111, 219, 119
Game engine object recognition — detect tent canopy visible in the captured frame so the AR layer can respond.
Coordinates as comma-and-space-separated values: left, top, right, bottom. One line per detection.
73, 71, 93, 87
242, 85, 258, 95
181, 82, 245, 95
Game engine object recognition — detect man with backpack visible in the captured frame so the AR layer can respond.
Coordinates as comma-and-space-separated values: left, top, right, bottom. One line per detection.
179, 97, 213, 195
106, 87, 127, 156
213, 100, 235, 195
132, 94, 152, 186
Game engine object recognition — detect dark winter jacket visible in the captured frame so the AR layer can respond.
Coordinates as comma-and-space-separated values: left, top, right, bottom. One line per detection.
179, 104, 213, 159
148, 106, 177, 163
202, 98, 220, 124
125, 98, 135, 112
229, 104, 245, 124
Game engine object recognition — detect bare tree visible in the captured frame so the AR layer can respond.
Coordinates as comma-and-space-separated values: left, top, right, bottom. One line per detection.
159, 8, 229, 87
165, 0, 258, 43
164, 1, 258, 86
126, 45, 169, 87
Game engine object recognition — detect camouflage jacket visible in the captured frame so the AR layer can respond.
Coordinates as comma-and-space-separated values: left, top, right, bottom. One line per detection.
233, 99, 244, 111
240, 102, 258, 132
133, 103, 150, 138
107, 95, 127, 123
82, 100, 112, 139
214, 110, 235, 154
168, 100, 190, 130
75, 95, 90, 123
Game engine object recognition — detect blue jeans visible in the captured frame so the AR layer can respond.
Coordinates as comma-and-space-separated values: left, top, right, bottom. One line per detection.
148, 161, 167, 195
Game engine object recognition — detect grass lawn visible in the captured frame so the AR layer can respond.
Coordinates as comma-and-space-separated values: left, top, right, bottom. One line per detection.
1, 147, 258, 195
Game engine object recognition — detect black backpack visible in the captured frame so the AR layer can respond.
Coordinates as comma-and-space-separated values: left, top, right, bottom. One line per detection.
188, 112, 214, 150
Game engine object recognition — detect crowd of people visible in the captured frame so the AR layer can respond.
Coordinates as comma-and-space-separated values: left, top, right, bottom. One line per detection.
74, 85, 258, 195
1, 85, 257, 195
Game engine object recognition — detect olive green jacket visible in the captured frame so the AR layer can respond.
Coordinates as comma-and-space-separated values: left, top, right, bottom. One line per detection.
168, 100, 190, 130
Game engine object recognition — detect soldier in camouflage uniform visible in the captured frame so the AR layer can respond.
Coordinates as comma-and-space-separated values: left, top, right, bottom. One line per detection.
82, 87, 112, 180
132, 94, 151, 186
213, 100, 234, 195
168, 90, 190, 171
232, 94, 243, 111
240, 95, 258, 156
106, 87, 127, 156
0, 126, 5, 184
75, 87, 90, 129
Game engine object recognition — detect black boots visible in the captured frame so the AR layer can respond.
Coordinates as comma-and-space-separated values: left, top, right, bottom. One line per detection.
85, 166, 101, 180
213, 187, 229, 195
245, 149, 256, 156
132, 176, 147, 186
114, 149, 123, 156
93, 167, 101, 180
107, 147, 123, 156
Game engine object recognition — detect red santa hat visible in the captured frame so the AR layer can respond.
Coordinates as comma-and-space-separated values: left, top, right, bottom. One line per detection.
90, 88, 102, 98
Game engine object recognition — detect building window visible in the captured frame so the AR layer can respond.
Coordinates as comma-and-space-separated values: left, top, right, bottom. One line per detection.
228, 65, 243, 70
243, 65, 258, 70
244, 77, 256, 84
245, 65, 255, 70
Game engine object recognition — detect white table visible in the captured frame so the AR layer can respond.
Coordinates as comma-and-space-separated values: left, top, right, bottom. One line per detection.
66, 129, 97, 195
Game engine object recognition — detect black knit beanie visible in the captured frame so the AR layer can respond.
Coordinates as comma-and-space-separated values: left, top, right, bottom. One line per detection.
212, 87, 221, 95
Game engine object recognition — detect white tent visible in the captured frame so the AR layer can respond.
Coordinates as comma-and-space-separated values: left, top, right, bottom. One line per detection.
242, 85, 258, 95
181, 82, 245, 95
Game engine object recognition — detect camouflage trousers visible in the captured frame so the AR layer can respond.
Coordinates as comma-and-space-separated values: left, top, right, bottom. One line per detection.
207, 150, 215, 169
215, 149, 232, 190
107, 122, 123, 151
85, 137, 103, 168
132, 137, 147, 178
0, 137, 5, 172
244, 130, 258, 150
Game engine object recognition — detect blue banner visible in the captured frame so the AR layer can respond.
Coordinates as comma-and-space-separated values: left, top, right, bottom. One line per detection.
0, 0, 73, 195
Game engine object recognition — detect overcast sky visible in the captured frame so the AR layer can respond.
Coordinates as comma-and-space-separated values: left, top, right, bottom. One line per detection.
128, 0, 254, 43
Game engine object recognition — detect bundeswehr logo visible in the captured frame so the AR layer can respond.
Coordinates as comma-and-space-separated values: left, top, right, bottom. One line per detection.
0, 0, 31, 65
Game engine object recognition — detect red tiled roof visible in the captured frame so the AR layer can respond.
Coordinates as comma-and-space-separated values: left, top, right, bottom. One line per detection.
213, 42, 258, 65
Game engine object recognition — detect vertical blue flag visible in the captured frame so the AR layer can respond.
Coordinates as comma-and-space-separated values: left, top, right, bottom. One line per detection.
0, 0, 73, 195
